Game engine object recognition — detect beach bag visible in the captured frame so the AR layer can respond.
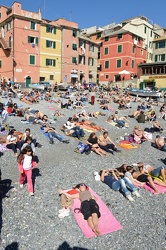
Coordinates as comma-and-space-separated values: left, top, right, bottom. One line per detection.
129, 134, 134, 143
75, 142, 91, 154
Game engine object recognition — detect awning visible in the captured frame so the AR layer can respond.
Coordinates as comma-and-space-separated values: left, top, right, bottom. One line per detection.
71, 74, 78, 78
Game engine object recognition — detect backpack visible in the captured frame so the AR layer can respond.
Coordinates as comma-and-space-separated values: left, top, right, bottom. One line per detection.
75, 142, 91, 154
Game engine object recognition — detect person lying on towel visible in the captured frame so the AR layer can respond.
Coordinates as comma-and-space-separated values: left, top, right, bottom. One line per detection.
58, 183, 101, 236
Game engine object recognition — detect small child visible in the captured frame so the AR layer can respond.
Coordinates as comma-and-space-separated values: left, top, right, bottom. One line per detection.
17, 145, 37, 196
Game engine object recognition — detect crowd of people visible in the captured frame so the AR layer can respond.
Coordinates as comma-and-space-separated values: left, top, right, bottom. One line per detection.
0, 80, 166, 237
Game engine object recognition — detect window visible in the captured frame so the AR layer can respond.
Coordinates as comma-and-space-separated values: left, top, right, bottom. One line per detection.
97, 33, 101, 38
132, 45, 136, 54
72, 57, 77, 64
0, 60, 2, 68
149, 42, 152, 49
105, 61, 109, 69
46, 25, 56, 34
29, 55, 35, 65
155, 54, 165, 62
40, 77, 45, 81
6, 21, 12, 31
104, 37, 109, 42
144, 26, 147, 34
50, 75, 54, 80
105, 74, 109, 79
88, 58, 94, 66
72, 43, 77, 50
46, 40, 56, 49
46, 59, 56, 66
104, 47, 108, 55
0, 13, 1, 19
118, 45, 122, 53
9, 36, 12, 47
131, 60, 135, 68
89, 44, 94, 52
116, 59, 121, 68
79, 40, 86, 48
73, 29, 77, 37
140, 49, 143, 55
155, 41, 166, 49
150, 30, 153, 37
118, 33, 122, 39
30, 21, 36, 30
28, 36, 38, 45
79, 55, 85, 65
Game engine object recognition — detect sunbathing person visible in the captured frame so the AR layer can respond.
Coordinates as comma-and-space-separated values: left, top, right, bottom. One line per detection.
137, 162, 166, 184
100, 169, 140, 201
133, 126, 150, 144
86, 133, 108, 157
98, 131, 120, 154
113, 111, 129, 128
75, 120, 105, 132
42, 123, 70, 144
58, 183, 101, 236
131, 165, 166, 193
154, 135, 166, 151
64, 126, 85, 140
152, 120, 163, 133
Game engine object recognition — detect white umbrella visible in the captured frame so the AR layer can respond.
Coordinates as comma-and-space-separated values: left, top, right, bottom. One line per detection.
119, 70, 130, 75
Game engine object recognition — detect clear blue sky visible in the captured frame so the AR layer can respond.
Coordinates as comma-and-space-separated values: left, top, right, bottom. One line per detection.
1, 0, 166, 29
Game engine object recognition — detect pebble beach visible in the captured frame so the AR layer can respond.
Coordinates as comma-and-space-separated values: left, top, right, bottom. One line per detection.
0, 91, 166, 250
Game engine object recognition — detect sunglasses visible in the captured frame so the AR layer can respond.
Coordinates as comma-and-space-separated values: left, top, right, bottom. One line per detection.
80, 184, 86, 187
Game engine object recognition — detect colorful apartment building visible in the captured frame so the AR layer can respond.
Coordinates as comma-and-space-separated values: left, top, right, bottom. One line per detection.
0, 2, 41, 85
39, 20, 62, 84
99, 29, 146, 83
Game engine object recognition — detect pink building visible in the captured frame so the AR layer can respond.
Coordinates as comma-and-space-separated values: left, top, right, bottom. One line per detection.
99, 29, 147, 83
0, 2, 41, 85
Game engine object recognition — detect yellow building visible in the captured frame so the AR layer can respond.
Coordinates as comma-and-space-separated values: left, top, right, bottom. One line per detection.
40, 21, 62, 84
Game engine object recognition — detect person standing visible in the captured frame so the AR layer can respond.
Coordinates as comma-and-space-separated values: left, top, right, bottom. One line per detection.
91, 88, 96, 105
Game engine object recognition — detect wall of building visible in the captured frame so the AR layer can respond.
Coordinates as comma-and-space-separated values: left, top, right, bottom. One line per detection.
40, 24, 61, 84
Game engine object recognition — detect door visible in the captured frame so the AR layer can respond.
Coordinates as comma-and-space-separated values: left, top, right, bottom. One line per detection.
26, 76, 31, 88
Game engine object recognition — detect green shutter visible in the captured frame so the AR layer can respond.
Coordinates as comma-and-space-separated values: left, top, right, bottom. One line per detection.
155, 42, 158, 49
104, 47, 108, 55
30, 55, 35, 65
28, 36, 31, 43
92, 58, 94, 66
54, 27, 56, 34
36, 37, 38, 45
72, 57, 76, 63
46, 59, 49, 66
46, 40, 49, 48
53, 60, 56, 67
117, 59, 121, 68
0, 61, 2, 67
162, 54, 165, 61
118, 45, 122, 53
155, 55, 157, 62
88, 58, 90, 65
46, 25, 49, 32
105, 61, 109, 68
53, 42, 56, 49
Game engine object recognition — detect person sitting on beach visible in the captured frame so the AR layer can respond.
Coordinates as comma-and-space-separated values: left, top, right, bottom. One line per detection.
86, 132, 108, 157
100, 169, 140, 201
147, 111, 156, 122
6, 129, 22, 156
152, 121, 163, 133
98, 131, 120, 154
154, 135, 166, 151
42, 123, 70, 144
58, 183, 101, 236
21, 136, 36, 155
131, 163, 166, 193
133, 125, 150, 144
136, 111, 146, 123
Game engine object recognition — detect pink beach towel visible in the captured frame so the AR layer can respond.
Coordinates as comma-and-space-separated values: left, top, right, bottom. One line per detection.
72, 189, 122, 238
48, 106, 58, 111
142, 183, 166, 194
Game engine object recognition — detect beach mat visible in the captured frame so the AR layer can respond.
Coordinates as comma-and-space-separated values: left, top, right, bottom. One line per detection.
72, 189, 122, 238
142, 183, 166, 194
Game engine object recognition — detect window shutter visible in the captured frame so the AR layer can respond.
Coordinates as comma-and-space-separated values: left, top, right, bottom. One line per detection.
30, 55, 35, 65
162, 54, 165, 61
53, 42, 56, 49
155, 55, 157, 62
88, 58, 90, 65
53, 27, 56, 34
46, 40, 49, 48
28, 36, 31, 43
35, 37, 38, 45
53, 60, 56, 67
0, 61, 2, 67
92, 58, 94, 66
46, 25, 49, 32
155, 43, 158, 49
46, 59, 49, 66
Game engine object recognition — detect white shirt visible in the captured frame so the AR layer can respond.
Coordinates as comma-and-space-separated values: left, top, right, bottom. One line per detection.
22, 155, 32, 170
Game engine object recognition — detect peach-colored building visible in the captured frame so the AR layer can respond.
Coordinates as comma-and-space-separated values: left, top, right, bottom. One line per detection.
0, 2, 41, 86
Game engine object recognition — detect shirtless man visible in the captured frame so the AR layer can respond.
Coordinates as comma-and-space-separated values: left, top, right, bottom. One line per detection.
154, 135, 166, 151
98, 131, 120, 154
